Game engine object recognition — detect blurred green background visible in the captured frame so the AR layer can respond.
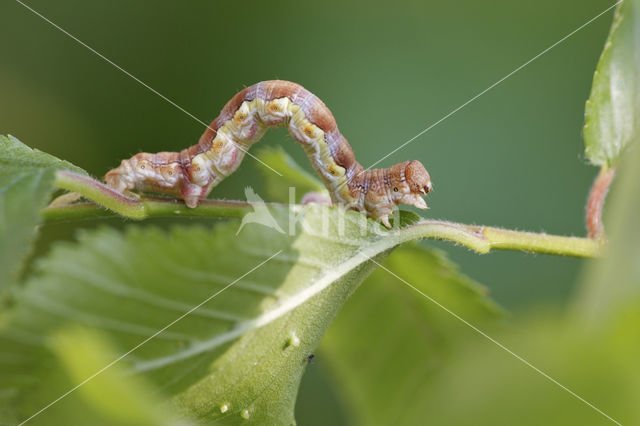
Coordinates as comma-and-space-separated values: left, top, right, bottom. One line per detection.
0, 0, 615, 423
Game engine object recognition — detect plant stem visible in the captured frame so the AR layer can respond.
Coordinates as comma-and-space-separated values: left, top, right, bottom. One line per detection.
46, 171, 603, 258
52, 171, 256, 221
481, 226, 600, 257
395, 221, 601, 258
586, 166, 616, 239
54, 171, 146, 219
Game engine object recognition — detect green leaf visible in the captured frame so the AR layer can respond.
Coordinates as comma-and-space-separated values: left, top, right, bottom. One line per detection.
0, 135, 86, 175
583, 0, 640, 166
0, 205, 438, 424
309, 142, 640, 425
0, 325, 177, 425
256, 146, 327, 203
0, 135, 86, 290
574, 101, 640, 326
576, 0, 640, 327
0, 166, 55, 289
387, 314, 636, 425
43, 326, 177, 426
316, 243, 639, 425
318, 243, 504, 426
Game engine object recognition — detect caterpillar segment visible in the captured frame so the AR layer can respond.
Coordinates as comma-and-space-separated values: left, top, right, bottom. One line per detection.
104, 80, 433, 227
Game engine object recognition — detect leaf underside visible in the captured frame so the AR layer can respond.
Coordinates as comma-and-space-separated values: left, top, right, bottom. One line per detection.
320, 243, 503, 426
0, 204, 422, 424
0, 139, 504, 425
0, 135, 87, 291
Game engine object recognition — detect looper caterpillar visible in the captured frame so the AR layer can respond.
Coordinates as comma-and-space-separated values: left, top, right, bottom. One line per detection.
105, 80, 433, 227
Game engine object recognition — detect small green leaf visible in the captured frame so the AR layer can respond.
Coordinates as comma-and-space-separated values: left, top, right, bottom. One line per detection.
319, 243, 504, 426
257, 146, 327, 203
0, 135, 86, 290
583, 0, 640, 166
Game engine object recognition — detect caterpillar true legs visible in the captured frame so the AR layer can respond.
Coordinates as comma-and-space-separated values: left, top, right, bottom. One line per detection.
104, 80, 433, 227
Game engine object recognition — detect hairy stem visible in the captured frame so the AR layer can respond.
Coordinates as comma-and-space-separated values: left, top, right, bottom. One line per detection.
392, 221, 601, 258
586, 166, 616, 239
46, 171, 603, 258
54, 171, 146, 219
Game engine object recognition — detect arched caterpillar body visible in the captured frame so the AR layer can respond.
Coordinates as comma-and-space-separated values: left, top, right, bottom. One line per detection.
105, 80, 433, 227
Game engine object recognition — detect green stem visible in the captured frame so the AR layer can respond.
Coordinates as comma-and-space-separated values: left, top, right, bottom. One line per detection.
476, 226, 601, 257
54, 171, 146, 219
47, 171, 603, 258
52, 171, 256, 221
395, 221, 601, 258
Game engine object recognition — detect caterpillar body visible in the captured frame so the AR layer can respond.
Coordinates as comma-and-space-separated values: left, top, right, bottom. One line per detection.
105, 80, 432, 227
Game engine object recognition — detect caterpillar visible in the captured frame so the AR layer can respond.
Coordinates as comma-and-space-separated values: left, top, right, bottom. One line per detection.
105, 80, 433, 227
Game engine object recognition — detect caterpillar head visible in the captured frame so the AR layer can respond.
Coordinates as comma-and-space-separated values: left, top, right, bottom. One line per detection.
390, 160, 432, 209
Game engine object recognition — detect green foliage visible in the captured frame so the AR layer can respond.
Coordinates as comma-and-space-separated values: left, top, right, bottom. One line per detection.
0, 136, 512, 425
314, 146, 640, 426
320, 243, 504, 425
47, 327, 176, 426
313, 2, 640, 423
256, 146, 327, 203
0, 166, 54, 290
376, 167, 640, 423
0, 198, 448, 424
381, 313, 635, 425
0, 324, 174, 425
574, 112, 640, 326
0, 135, 86, 291
319, 244, 639, 424
0, 135, 86, 174
579, 0, 640, 332
584, 0, 640, 167
1, 3, 639, 421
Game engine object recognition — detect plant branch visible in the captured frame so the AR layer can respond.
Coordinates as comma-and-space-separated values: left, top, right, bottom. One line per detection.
52, 171, 257, 221
586, 166, 616, 239
46, 171, 603, 258
399, 222, 601, 258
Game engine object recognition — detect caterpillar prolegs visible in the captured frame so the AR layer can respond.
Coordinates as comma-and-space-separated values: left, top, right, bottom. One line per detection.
105, 80, 433, 227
